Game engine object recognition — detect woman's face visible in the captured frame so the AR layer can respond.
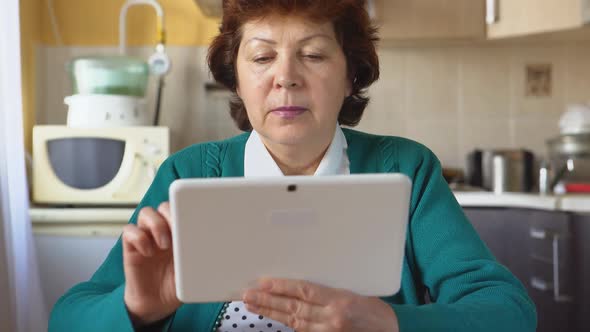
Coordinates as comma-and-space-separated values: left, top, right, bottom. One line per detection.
236, 15, 351, 148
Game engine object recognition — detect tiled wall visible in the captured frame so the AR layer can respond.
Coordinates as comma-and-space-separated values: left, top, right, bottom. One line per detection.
36, 41, 590, 169
357, 42, 590, 169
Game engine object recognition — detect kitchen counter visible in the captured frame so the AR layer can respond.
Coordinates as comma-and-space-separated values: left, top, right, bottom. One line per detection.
453, 192, 558, 210
559, 196, 590, 213
29, 206, 134, 236
453, 192, 590, 213
29, 206, 134, 223
28, 193, 590, 230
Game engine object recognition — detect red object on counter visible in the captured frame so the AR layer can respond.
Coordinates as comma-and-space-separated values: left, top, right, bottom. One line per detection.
565, 183, 590, 193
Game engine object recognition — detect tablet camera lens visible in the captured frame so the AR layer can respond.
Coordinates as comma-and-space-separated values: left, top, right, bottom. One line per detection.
287, 184, 297, 192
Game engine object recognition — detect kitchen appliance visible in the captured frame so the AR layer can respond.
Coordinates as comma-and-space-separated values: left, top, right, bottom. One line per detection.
539, 104, 590, 194
64, 0, 171, 128
542, 133, 590, 194
30, 207, 132, 310
64, 54, 153, 128
466, 149, 535, 193
32, 125, 169, 205
67, 55, 149, 97
65, 93, 149, 128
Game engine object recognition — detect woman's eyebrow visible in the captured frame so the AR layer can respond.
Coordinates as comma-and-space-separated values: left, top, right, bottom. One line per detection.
244, 33, 334, 46
297, 34, 334, 44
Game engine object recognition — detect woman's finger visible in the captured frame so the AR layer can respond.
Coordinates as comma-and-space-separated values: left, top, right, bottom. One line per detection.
137, 207, 171, 250
244, 303, 325, 332
122, 224, 155, 257
256, 278, 342, 305
157, 202, 172, 223
242, 290, 326, 322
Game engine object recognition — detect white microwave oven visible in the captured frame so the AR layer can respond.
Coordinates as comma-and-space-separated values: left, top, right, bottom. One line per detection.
32, 125, 169, 206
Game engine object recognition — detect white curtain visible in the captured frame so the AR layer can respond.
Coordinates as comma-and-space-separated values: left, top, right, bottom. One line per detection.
0, 0, 49, 330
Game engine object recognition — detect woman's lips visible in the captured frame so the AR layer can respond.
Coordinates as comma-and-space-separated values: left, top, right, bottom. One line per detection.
270, 106, 308, 119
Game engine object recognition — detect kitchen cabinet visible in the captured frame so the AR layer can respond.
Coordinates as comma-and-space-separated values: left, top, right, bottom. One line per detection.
373, 0, 486, 41
373, 0, 590, 42
464, 208, 579, 332
487, 0, 590, 39
572, 213, 590, 332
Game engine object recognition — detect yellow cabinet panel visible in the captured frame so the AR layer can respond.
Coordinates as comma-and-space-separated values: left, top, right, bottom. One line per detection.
487, 0, 590, 39
374, 0, 486, 40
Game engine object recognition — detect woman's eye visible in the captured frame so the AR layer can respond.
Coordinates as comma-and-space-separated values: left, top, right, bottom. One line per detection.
303, 54, 324, 61
253, 56, 273, 64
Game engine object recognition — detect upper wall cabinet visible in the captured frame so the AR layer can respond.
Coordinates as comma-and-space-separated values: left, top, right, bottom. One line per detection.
373, 0, 486, 40
373, 0, 590, 41
486, 0, 590, 39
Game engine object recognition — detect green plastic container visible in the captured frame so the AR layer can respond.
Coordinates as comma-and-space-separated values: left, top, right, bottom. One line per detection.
66, 55, 149, 97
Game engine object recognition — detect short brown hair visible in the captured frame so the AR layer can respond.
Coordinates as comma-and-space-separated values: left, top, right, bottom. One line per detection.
207, 0, 380, 131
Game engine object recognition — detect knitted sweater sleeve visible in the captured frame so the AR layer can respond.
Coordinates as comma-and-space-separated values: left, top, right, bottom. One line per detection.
389, 139, 537, 332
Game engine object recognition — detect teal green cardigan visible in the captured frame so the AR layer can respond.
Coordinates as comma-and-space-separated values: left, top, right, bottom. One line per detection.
49, 128, 536, 332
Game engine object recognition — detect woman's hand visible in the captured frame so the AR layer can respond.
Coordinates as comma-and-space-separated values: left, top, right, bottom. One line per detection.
242, 278, 399, 332
122, 202, 181, 327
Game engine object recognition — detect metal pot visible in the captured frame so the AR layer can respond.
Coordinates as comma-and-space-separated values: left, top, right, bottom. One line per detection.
540, 133, 590, 194
546, 133, 590, 158
466, 149, 535, 193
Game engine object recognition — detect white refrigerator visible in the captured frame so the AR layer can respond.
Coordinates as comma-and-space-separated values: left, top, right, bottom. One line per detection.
29, 207, 133, 312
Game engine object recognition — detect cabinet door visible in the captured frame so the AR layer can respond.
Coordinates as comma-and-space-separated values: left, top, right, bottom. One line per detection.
464, 208, 576, 332
373, 0, 486, 41
464, 208, 531, 281
527, 210, 576, 332
572, 214, 590, 332
487, 0, 589, 39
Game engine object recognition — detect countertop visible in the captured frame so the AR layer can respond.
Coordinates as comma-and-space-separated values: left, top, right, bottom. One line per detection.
29, 206, 134, 223
28, 192, 590, 226
29, 206, 134, 236
453, 192, 590, 213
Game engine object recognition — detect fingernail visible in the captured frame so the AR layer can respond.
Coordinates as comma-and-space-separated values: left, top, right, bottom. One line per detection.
243, 290, 257, 303
258, 279, 271, 291
160, 235, 170, 249
245, 303, 259, 312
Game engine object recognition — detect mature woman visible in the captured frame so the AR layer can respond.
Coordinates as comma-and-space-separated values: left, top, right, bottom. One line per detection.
49, 1, 536, 331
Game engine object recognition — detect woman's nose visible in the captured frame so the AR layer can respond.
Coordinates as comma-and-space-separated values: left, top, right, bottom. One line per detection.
274, 57, 302, 89
277, 78, 299, 88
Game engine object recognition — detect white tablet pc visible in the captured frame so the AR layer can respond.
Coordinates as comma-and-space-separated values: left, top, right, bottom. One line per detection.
169, 173, 412, 303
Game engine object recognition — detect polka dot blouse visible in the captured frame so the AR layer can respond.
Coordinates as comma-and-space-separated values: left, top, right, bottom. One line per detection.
216, 301, 294, 332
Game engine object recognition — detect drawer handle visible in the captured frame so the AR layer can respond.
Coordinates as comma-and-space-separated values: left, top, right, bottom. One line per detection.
529, 228, 547, 239
529, 228, 573, 303
531, 277, 550, 291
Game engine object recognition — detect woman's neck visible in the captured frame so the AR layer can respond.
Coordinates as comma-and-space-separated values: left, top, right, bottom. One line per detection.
260, 133, 334, 176
269, 145, 328, 175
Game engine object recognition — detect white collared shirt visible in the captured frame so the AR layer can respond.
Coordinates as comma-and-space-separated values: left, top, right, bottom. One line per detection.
244, 125, 350, 177
217, 125, 350, 332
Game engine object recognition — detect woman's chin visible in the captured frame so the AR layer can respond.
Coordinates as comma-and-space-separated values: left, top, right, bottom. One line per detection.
264, 127, 314, 147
